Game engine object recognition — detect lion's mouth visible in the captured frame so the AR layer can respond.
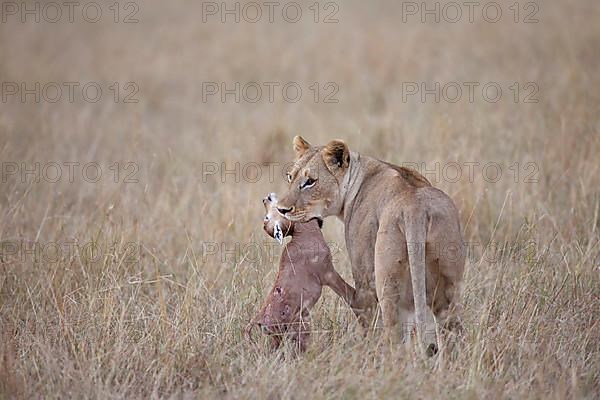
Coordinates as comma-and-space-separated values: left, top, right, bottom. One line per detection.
284, 211, 305, 222
286, 210, 322, 224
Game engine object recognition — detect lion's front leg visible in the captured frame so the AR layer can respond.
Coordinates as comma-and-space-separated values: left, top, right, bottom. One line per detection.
347, 257, 377, 332
352, 285, 378, 331
346, 221, 379, 333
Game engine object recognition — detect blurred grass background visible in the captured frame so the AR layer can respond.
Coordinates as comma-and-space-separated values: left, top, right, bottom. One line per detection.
0, 0, 599, 398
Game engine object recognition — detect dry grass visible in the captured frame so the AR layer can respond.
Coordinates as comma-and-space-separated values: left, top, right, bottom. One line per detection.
1, 0, 599, 398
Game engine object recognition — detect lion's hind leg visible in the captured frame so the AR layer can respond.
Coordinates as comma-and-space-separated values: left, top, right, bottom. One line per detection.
374, 223, 415, 347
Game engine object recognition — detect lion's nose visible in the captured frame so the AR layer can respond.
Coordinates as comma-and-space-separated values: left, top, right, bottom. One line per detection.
277, 206, 294, 215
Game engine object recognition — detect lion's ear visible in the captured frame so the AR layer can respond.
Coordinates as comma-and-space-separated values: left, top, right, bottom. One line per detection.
323, 139, 350, 172
293, 135, 311, 158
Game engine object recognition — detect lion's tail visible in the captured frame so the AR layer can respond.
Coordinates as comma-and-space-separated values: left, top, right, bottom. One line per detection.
404, 211, 429, 350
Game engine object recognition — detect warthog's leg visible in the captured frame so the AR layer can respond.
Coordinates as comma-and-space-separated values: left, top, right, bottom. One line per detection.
322, 270, 357, 311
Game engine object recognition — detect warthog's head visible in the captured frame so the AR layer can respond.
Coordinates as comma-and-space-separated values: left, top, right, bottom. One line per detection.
262, 193, 294, 244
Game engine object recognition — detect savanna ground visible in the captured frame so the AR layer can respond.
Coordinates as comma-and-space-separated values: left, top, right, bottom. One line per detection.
0, 0, 599, 398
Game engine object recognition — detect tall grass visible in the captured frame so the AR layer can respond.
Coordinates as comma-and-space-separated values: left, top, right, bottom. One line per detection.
1, 0, 599, 398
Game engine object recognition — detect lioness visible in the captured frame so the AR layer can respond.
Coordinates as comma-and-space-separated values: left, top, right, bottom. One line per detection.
276, 136, 465, 353
246, 193, 357, 352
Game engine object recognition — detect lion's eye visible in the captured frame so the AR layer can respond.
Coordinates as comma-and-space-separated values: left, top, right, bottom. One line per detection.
301, 177, 317, 190
286, 173, 293, 183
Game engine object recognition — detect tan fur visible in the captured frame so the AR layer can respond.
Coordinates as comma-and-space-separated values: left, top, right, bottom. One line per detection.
247, 193, 357, 353
277, 137, 465, 354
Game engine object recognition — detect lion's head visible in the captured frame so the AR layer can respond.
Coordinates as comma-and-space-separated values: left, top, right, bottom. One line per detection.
277, 136, 350, 222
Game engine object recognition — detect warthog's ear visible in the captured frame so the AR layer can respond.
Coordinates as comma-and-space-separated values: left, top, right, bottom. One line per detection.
293, 135, 311, 159
323, 139, 350, 173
